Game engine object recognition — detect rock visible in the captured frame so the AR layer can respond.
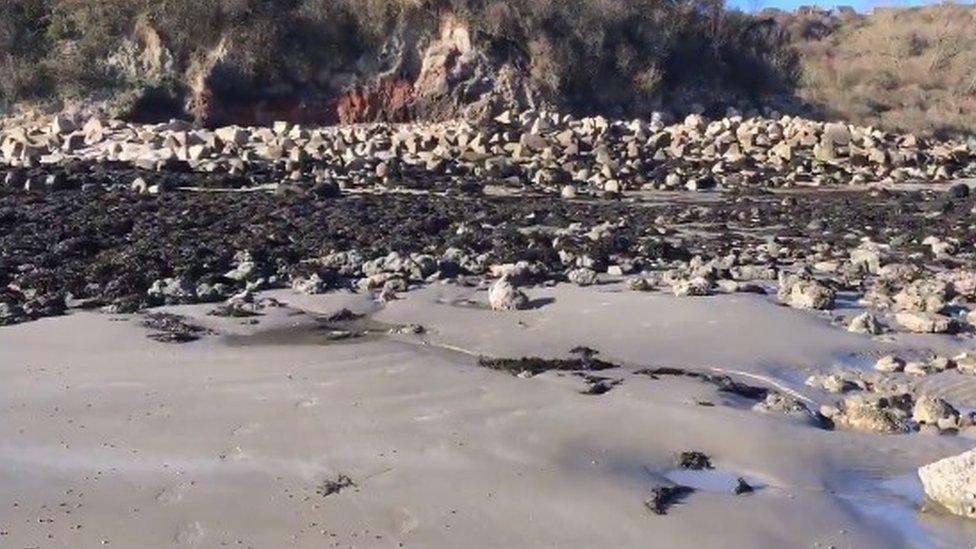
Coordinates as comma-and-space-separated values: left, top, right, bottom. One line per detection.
912, 396, 959, 429
918, 449, 976, 519
730, 265, 777, 281
567, 268, 598, 286
0, 301, 25, 325
147, 277, 197, 304
672, 276, 712, 297
956, 353, 976, 375
215, 126, 249, 146
51, 114, 78, 135
752, 392, 816, 422
779, 273, 834, 310
874, 355, 905, 373
823, 122, 851, 146
848, 312, 884, 335
820, 374, 857, 394
488, 276, 529, 311
849, 244, 882, 274
894, 279, 951, 314
560, 185, 577, 199
292, 273, 327, 294
224, 251, 261, 282
685, 177, 716, 192
926, 356, 954, 373
830, 393, 913, 434
131, 177, 149, 194
895, 311, 955, 334
627, 277, 655, 292
903, 362, 932, 377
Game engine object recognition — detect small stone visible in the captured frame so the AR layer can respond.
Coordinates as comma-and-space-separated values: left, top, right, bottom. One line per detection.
131, 177, 149, 194
733, 477, 754, 495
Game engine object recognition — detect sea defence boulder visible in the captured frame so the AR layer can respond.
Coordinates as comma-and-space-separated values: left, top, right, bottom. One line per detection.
918, 448, 976, 519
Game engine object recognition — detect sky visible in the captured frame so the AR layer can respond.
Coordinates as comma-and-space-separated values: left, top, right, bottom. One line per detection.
727, 0, 973, 11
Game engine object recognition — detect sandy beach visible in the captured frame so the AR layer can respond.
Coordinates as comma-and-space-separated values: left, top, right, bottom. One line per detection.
3, 1, 976, 545
3, 284, 976, 548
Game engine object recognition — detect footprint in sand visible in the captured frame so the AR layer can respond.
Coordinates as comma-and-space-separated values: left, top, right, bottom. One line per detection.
296, 397, 318, 409
392, 506, 419, 535
156, 481, 194, 505
174, 521, 205, 545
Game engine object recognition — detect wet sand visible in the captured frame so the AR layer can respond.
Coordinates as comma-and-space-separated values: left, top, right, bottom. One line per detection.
2, 285, 976, 548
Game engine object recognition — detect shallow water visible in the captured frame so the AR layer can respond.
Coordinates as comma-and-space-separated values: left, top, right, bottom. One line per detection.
664, 469, 761, 493
835, 471, 976, 549
223, 316, 397, 347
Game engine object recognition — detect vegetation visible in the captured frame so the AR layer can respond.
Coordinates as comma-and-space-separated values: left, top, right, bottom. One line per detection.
775, 4, 976, 137
0, 0, 797, 115
1, 1, 973, 136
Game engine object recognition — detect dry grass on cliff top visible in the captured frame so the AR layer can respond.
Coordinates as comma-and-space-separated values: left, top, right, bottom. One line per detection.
786, 3, 976, 138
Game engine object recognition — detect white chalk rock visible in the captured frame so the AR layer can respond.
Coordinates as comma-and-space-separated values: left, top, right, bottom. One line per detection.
919, 448, 976, 519
489, 276, 528, 311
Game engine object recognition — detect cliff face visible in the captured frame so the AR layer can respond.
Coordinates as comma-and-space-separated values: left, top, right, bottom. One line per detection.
114, 14, 537, 127
6, 2, 974, 136
2, 0, 804, 128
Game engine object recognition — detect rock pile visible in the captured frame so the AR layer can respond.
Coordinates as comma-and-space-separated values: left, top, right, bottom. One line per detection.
2, 109, 974, 195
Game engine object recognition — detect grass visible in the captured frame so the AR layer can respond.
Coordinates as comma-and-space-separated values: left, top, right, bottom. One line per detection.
778, 3, 976, 137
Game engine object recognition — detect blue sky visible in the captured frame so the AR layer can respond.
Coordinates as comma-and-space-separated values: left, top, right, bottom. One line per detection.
728, 0, 973, 11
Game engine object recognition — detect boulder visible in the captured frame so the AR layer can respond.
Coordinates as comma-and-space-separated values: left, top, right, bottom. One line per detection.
895, 311, 955, 334
826, 393, 913, 434
912, 396, 959, 429
752, 392, 817, 423
147, 277, 197, 304
874, 355, 905, 373
567, 268, 598, 287
956, 353, 976, 375
894, 279, 951, 314
779, 273, 834, 310
292, 273, 327, 295
848, 312, 884, 335
672, 276, 712, 297
489, 276, 529, 311
919, 449, 976, 519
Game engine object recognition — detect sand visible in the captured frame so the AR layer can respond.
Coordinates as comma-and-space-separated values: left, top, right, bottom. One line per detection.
2, 284, 976, 548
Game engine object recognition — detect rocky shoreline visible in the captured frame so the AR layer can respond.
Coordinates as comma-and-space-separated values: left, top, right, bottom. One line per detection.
4, 109, 976, 532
